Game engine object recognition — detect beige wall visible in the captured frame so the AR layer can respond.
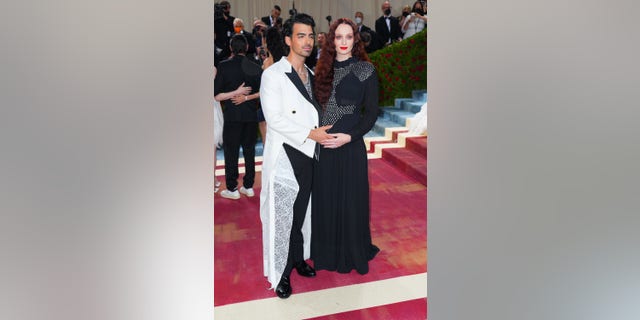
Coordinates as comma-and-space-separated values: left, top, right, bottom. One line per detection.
221, 0, 412, 35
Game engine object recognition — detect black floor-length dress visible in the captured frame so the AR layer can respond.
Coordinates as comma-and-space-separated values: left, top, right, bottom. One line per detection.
311, 57, 380, 274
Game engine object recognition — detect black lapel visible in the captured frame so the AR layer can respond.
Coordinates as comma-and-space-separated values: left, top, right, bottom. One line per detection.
285, 68, 313, 104
285, 66, 322, 116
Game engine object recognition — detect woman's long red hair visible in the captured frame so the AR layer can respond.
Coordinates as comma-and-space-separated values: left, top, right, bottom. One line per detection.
313, 18, 370, 108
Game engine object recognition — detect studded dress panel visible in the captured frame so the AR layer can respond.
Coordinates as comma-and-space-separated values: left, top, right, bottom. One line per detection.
321, 58, 376, 130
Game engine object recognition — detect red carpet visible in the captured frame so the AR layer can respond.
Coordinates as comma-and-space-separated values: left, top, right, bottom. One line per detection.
214, 158, 427, 306
406, 136, 427, 156
381, 137, 427, 186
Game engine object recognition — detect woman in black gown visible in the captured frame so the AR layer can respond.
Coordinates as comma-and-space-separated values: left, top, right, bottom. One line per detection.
311, 18, 380, 274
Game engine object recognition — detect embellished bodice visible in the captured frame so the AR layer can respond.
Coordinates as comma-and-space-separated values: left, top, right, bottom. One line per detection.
321, 58, 377, 135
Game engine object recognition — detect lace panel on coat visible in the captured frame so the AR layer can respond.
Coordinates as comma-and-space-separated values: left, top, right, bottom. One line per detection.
272, 148, 298, 275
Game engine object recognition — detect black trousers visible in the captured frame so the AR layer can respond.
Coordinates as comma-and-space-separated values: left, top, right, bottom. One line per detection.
282, 143, 314, 277
222, 121, 257, 191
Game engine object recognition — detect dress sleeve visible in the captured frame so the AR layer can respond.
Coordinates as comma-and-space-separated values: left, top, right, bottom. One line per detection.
347, 65, 379, 141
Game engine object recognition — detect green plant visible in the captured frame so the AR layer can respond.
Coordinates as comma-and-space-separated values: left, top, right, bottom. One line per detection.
369, 28, 427, 106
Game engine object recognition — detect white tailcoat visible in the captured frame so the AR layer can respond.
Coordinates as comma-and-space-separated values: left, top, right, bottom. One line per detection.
259, 57, 319, 289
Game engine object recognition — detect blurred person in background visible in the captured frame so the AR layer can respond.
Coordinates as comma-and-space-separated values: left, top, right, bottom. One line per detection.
398, 4, 412, 37
214, 1, 235, 63
355, 11, 381, 52
233, 18, 257, 61
252, 19, 268, 60
261, 5, 283, 29
401, 1, 428, 39
375, 1, 402, 45
315, 32, 326, 60
214, 35, 262, 200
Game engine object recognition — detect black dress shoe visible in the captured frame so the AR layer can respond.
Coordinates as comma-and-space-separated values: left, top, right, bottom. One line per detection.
275, 275, 291, 299
295, 261, 316, 277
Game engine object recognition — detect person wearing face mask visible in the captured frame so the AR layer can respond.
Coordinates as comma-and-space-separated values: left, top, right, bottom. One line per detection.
355, 11, 382, 52
311, 18, 381, 275
402, 0, 428, 39
375, 1, 402, 45
232, 18, 258, 62
398, 4, 412, 35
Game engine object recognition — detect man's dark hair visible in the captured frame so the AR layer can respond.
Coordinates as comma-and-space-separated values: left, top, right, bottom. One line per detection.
230, 34, 248, 55
274, 5, 281, 12
266, 27, 287, 61
282, 13, 315, 39
214, 2, 225, 19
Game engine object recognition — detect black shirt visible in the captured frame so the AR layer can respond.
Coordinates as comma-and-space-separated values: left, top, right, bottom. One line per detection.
214, 55, 263, 122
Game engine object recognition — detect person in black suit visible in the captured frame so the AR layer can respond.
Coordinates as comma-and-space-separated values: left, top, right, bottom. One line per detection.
375, 0, 402, 46
261, 5, 283, 29
355, 11, 382, 52
214, 1, 235, 63
214, 35, 263, 200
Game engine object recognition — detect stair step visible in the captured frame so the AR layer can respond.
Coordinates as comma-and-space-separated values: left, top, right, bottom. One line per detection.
401, 100, 424, 113
380, 107, 399, 119
382, 108, 416, 127
412, 90, 427, 102
381, 147, 427, 186
372, 118, 403, 136
380, 108, 400, 122
406, 137, 427, 158
394, 98, 413, 109
368, 138, 396, 152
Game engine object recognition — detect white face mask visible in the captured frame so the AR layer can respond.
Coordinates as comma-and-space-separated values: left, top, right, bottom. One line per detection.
355, 17, 362, 25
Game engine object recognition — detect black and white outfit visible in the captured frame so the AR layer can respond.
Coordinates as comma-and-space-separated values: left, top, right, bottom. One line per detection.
259, 57, 320, 289
311, 57, 380, 274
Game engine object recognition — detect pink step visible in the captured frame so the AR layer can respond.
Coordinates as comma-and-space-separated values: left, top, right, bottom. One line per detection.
406, 137, 427, 158
381, 147, 427, 186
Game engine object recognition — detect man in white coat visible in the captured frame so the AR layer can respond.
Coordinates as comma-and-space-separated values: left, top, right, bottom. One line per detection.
259, 13, 333, 299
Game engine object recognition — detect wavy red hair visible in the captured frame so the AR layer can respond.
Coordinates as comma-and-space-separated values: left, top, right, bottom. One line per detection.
313, 18, 370, 108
